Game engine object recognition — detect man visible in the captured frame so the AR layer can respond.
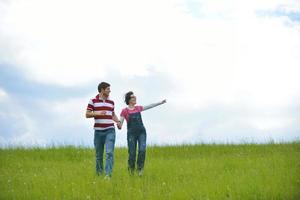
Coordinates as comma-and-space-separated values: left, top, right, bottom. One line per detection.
86, 82, 121, 179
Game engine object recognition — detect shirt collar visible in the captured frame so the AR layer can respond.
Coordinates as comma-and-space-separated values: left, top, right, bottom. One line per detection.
96, 94, 110, 100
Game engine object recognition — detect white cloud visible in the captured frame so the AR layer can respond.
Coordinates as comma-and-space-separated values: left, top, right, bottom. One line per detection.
0, 88, 46, 146
0, 0, 186, 85
0, 88, 8, 101
1, 0, 300, 145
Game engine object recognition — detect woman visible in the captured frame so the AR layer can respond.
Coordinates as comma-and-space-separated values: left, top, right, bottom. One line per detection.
118, 91, 166, 176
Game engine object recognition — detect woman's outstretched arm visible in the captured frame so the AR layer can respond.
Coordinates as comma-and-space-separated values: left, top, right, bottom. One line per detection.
143, 99, 167, 111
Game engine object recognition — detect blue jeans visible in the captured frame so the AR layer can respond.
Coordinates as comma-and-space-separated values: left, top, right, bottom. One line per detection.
94, 128, 115, 176
127, 129, 147, 171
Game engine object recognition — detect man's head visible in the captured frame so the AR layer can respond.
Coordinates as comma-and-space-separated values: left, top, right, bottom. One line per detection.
125, 91, 136, 105
98, 82, 111, 97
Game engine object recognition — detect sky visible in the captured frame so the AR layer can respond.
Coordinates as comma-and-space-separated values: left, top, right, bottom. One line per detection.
0, 0, 300, 147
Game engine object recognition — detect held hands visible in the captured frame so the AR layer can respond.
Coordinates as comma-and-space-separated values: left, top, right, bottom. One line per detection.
116, 121, 122, 130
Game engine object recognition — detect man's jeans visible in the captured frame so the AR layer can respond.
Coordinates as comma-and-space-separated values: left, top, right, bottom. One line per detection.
94, 128, 115, 176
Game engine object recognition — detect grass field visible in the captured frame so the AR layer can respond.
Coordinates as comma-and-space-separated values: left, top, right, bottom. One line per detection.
0, 142, 300, 200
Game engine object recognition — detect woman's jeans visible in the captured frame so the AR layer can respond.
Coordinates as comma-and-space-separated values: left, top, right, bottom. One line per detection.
127, 129, 147, 171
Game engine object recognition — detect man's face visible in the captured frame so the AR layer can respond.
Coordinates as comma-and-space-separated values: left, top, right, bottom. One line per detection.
102, 86, 111, 96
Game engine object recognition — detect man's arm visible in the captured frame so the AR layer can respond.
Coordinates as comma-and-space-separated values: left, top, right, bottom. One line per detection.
85, 110, 106, 118
143, 99, 167, 111
112, 112, 120, 122
112, 112, 122, 129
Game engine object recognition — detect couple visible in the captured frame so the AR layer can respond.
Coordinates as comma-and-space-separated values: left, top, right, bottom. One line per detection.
86, 82, 166, 179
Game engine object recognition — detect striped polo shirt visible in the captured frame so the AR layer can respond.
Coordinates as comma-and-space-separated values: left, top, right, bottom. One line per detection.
87, 94, 115, 130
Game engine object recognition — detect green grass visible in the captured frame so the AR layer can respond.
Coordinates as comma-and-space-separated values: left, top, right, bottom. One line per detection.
1, 142, 300, 200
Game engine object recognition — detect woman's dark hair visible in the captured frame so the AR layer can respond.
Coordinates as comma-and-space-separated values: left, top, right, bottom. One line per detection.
124, 91, 134, 105
98, 82, 110, 93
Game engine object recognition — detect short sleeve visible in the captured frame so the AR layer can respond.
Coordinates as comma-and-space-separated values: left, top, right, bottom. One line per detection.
120, 109, 126, 118
137, 106, 143, 112
87, 99, 94, 111
112, 103, 115, 115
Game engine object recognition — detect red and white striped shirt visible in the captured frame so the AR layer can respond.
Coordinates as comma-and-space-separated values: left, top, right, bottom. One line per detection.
87, 94, 115, 130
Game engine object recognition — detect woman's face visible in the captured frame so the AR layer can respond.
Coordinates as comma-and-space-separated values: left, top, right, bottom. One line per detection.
129, 94, 137, 105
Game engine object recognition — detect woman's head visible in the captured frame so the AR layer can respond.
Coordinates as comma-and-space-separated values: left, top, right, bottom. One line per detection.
125, 91, 136, 105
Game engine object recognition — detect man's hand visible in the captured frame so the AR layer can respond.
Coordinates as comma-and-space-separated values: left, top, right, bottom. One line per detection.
116, 121, 122, 130
161, 99, 167, 104
96, 111, 107, 116
86, 110, 106, 118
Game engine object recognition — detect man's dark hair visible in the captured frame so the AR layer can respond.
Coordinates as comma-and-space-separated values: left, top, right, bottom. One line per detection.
98, 82, 110, 93
124, 91, 134, 105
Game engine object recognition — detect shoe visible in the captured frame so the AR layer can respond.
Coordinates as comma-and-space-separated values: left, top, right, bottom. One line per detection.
96, 172, 103, 176
137, 170, 143, 177
128, 168, 135, 176
104, 175, 111, 180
